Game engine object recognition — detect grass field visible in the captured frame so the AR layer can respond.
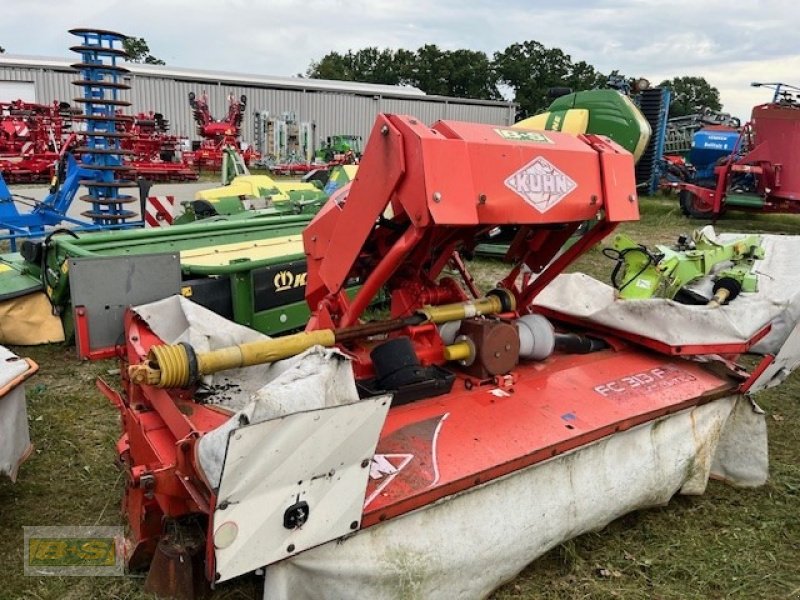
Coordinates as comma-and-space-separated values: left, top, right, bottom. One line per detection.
1, 194, 798, 599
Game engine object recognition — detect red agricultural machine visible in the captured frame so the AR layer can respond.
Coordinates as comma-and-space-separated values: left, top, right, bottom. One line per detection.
676, 82, 800, 218
187, 91, 257, 169
118, 111, 197, 182
0, 100, 198, 184
95, 113, 793, 599
0, 100, 79, 182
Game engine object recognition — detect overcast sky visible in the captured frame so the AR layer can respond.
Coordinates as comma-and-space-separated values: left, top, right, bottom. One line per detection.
1, 0, 797, 119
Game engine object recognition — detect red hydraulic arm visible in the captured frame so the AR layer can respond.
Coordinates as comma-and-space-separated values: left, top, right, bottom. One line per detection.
303, 114, 639, 330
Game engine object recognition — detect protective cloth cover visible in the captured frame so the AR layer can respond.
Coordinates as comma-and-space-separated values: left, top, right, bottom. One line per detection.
262, 395, 764, 600
132, 295, 272, 408
197, 346, 361, 489
0, 345, 35, 480
534, 229, 800, 391
0, 292, 65, 345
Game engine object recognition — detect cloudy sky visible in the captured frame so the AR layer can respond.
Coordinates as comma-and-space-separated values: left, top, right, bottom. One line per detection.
1, 0, 797, 119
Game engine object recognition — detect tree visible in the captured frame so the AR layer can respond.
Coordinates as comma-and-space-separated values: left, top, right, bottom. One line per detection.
122, 37, 165, 65
307, 48, 413, 85
307, 42, 722, 117
413, 46, 501, 100
658, 76, 721, 117
494, 41, 604, 117
569, 60, 606, 92
307, 45, 500, 100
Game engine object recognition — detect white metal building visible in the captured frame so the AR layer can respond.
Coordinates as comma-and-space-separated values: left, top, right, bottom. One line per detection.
0, 55, 516, 145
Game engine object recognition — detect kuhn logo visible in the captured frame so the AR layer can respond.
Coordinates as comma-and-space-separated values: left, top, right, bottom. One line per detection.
505, 156, 577, 213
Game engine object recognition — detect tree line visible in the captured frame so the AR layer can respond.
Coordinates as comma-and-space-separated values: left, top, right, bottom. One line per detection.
306, 42, 722, 119
1, 37, 723, 118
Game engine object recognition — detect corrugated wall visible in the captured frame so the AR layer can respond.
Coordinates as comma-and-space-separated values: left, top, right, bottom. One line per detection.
0, 64, 515, 146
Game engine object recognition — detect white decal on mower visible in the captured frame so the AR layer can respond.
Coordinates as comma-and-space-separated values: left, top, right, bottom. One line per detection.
364, 412, 449, 507
504, 156, 577, 213
365, 453, 413, 507
593, 365, 697, 397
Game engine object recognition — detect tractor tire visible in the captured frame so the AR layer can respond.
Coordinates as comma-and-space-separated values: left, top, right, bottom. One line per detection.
679, 189, 715, 220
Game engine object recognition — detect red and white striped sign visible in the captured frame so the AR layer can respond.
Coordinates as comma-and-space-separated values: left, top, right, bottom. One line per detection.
145, 195, 175, 228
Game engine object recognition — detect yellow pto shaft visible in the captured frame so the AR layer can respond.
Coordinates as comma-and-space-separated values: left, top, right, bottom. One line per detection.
129, 330, 336, 387
128, 290, 515, 388
417, 293, 513, 323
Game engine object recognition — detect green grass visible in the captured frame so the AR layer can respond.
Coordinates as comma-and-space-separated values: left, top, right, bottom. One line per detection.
1, 194, 799, 599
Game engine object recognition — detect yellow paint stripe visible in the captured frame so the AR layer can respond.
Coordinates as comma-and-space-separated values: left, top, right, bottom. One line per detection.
179, 235, 305, 268
621, 95, 652, 162
561, 109, 590, 134
512, 113, 550, 131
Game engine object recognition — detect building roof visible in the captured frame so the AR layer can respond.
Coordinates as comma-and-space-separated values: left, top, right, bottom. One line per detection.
0, 54, 515, 107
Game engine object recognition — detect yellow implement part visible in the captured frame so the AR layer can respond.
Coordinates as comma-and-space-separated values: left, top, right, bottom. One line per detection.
418, 292, 515, 324
620, 94, 652, 162
339, 165, 359, 179
443, 341, 472, 362
179, 235, 304, 268
514, 109, 590, 135
195, 175, 320, 203
130, 329, 337, 387
0, 292, 65, 345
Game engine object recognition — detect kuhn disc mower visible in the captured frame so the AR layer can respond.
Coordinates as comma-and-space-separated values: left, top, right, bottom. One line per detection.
104, 114, 798, 599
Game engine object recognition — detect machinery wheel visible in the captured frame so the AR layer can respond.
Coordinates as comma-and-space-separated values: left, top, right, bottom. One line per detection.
679, 189, 715, 219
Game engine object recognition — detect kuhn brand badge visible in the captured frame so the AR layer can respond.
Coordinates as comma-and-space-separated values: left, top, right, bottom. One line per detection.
505, 156, 577, 213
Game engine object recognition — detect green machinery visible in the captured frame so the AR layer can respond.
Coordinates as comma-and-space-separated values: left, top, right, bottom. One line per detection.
605, 228, 764, 306
516, 88, 652, 160
0, 214, 351, 352
315, 134, 363, 163
0, 147, 360, 353
176, 147, 329, 223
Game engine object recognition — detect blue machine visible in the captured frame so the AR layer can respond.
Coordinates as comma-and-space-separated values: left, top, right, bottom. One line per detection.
0, 155, 103, 250
0, 28, 143, 250
689, 129, 741, 182
634, 87, 671, 195
70, 28, 140, 225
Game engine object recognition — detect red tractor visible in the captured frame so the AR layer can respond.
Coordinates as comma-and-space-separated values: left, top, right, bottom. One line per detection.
186, 91, 257, 169
677, 82, 800, 218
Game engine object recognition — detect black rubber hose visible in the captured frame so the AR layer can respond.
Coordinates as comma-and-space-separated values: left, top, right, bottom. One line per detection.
554, 333, 608, 354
